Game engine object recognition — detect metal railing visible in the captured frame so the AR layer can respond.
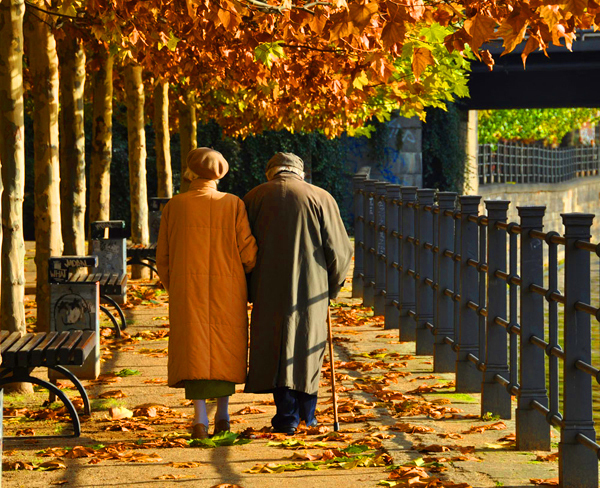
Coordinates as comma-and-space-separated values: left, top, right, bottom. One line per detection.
352, 171, 599, 488
478, 142, 600, 185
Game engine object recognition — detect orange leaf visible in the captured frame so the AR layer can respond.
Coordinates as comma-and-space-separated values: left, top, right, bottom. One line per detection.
349, 2, 378, 30
464, 13, 497, 52
381, 21, 406, 51
411, 46, 435, 80
562, 0, 587, 17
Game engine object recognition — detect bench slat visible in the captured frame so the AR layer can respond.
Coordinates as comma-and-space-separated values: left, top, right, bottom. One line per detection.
3, 333, 35, 367
100, 274, 110, 286
45, 331, 72, 366
16, 332, 48, 367
58, 330, 84, 364
1, 332, 22, 356
72, 331, 96, 365
30, 331, 58, 366
0, 330, 10, 345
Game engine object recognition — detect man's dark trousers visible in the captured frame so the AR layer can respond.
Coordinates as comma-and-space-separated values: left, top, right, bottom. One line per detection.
271, 387, 318, 432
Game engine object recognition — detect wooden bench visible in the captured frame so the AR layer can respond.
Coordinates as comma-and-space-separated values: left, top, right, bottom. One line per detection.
49, 256, 120, 343
126, 242, 158, 275
0, 329, 95, 438
149, 197, 170, 244
90, 221, 129, 333
126, 197, 170, 277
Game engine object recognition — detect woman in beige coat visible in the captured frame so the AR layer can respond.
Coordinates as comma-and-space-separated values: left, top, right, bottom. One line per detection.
156, 148, 257, 439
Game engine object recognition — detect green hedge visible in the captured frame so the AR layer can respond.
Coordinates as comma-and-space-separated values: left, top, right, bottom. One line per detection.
23, 107, 350, 240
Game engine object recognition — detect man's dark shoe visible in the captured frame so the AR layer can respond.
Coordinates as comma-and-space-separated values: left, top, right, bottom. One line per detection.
306, 418, 318, 428
272, 424, 296, 435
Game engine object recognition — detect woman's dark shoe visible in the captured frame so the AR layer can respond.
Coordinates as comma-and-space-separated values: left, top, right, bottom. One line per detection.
213, 419, 230, 435
191, 423, 209, 440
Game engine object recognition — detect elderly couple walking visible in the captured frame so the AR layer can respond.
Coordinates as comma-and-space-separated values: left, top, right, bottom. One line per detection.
156, 148, 352, 439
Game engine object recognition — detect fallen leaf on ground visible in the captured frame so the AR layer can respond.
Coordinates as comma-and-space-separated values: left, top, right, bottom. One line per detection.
167, 461, 202, 468
15, 428, 35, 436
391, 422, 434, 434
144, 378, 167, 384
154, 474, 196, 480
530, 478, 559, 486
99, 389, 127, 399
535, 453, 559, 462
50, 481, 69, 486
438, 433, 463, 440
233, 406, 267, 415
462, 421, 506, 434
414, 444, 451, 453
37, 461, 67, 471
108, 407, 134, 420
2, 460, 35, 471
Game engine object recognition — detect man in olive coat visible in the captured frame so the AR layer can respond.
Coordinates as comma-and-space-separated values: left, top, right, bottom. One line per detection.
243, 152, 353, 434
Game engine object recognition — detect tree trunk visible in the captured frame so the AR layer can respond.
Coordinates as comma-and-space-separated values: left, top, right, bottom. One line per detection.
0, 0, 26, 335
154, 79, 172, 198
89, 52, 113, 226
58, 36, 86, 256
25, 2, 63, 331
125, 64, 149, 279
178, 91, 196, 193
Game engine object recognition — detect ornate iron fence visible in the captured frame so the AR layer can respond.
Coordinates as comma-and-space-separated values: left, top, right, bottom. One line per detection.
352, 170, 600, 488
478, 142, 600, 185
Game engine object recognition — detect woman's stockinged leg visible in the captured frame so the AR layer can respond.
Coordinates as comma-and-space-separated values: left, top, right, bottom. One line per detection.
215, 396, 230, 422
193, 399, 209, 426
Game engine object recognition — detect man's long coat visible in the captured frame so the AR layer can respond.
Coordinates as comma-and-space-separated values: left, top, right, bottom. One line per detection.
243, 172, 353, 395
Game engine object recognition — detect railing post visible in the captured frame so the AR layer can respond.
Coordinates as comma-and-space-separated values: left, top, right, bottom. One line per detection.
434, 192, 457, 372
516, 206, 550, 450
385, 185, 401, 330
481, 200, 511, 419
352, 175, 368, 299
560, 213, 597, 488
455, 195, 482, 392
362, 179, 377, 308
374, 182, 388, 316
415, 189, 435, 355
399, 187, 417, 342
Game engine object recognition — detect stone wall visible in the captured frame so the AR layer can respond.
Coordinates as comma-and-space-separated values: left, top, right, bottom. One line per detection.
344, 116, 422, 187
477, 176, 600, 240
342, 116, 423, 229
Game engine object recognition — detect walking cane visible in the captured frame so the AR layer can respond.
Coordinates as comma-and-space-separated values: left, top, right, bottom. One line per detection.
327, 306, 340, 432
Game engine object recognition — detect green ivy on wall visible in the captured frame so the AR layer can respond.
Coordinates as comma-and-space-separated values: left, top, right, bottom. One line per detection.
478, 108, 600, 147
422, 103, 466, 193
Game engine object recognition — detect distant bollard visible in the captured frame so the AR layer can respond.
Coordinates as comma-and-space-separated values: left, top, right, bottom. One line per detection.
415, 189, 435, 356
559, 213, 597, 487
516, 206, 550, 451
481, 200, 511, 419
433, 192, 457, 372
384, 185, 401, 330
352, 175, 368, 299
362, 180, 377, 308
399, 187, 417, 342
374, 182, 388, 316
455, 195, 482, 393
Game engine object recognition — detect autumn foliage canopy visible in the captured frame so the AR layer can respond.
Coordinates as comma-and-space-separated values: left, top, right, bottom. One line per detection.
48, 0, 600, 135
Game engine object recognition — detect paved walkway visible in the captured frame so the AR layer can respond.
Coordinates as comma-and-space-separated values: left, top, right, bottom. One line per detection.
3, 265, 560, 487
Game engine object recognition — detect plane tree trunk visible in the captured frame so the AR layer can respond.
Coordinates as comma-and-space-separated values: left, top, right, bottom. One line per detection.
58, 36, 86, 256
125, 63, 149, 279
25, 1, 63, 332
